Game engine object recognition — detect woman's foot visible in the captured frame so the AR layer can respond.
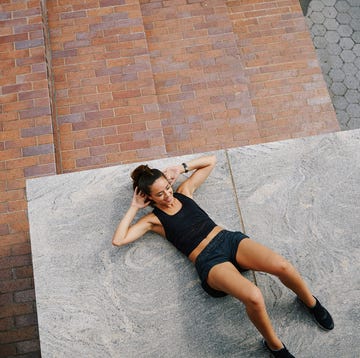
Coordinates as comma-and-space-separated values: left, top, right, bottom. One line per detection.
263, 340, 295, 358
307, 296, 334, 331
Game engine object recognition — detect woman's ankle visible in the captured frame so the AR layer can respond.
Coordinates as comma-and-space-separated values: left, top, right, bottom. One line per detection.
298, 294, 316, 308
265, 338, 283, 351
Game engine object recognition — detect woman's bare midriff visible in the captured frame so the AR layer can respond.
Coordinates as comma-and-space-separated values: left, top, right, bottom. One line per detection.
188, 226, 223, 263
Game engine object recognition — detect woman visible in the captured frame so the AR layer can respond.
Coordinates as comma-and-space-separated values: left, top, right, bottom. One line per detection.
112, 155, 334, 358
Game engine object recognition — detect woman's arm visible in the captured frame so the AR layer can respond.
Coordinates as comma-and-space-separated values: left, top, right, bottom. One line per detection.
165, 155, 216, 198
112, 188, 154, 247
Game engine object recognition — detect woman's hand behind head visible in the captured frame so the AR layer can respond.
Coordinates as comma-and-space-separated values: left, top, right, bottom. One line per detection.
131, 187, 150, 209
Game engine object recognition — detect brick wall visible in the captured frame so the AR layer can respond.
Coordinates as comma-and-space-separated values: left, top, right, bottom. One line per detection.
228, 0, 339, 142
0, 1, 56, 356
47, 0, 166, 173
141, 0, 259, 155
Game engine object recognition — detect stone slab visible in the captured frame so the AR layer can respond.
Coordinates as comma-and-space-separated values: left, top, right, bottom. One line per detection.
228, 129, 360, 357
27, 151, 260, 358
27, 129, 360, 357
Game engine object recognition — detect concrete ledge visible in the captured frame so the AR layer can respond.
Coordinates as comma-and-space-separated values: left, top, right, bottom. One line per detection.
27, 129, 360, 357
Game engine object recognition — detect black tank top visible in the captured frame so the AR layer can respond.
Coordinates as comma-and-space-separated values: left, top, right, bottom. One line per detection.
152, 192, 217, 257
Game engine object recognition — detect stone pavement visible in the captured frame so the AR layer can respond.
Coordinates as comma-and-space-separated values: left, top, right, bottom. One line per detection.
27, 129, 360, 357
306, 0, 360, 130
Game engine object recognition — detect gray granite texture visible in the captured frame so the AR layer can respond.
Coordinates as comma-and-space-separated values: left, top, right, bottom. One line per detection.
306, 0, 360, 130
27, 129, 360, 357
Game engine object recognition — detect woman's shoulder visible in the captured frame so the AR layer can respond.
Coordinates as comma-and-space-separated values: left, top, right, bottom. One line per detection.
139, 211, 161, 225
175, 186, 193, 199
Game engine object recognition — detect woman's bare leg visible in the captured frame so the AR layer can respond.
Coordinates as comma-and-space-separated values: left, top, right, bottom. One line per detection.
207, 262, 284, 350
236, 238, 316, 308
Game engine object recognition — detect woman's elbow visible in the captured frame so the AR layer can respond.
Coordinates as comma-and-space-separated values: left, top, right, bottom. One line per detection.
209, 155, 217, 167
112, 236, 124, 247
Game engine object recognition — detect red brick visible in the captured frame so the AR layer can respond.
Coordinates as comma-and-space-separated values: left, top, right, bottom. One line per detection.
0, 325, 38, 344
0, 33, 28, 45
13, 266, 33, 280
14, 289, 35, 303
15, 313, 38, 329
22, 143, 54, 157
0, 302, 34, 320
0, 255, 32, 270
0, 317, 15, 331
2, 83, 32, 95
16, 338, 40, 354
23, 163, 57, 178
0, 343, 17, 357
0, 232, 28, 249
11, 243, 31, 257
76, 155, 106, 168
21, 125, 53, 138
0, 223, 10, 236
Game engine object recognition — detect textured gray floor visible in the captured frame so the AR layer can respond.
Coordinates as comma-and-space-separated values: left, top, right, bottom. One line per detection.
27, 129, 360, 357
306, 0, 360, 130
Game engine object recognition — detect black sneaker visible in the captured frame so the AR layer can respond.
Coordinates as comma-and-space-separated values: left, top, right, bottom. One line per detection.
308, 296, 334, 331
263, 340, 295, 358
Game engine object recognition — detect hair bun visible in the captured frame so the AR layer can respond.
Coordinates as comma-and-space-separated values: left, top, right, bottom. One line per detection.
131, 165, 152, 190
130, 164, 165, 195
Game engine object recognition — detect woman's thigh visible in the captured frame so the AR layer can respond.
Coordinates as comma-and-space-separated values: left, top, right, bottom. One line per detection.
236, 238, 290, 275
207, 261, 259, 302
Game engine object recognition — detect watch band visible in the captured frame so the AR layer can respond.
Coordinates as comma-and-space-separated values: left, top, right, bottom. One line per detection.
182, 162, 189, 173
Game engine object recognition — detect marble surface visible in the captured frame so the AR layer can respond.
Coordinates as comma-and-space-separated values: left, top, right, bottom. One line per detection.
27, 129, 360, 357
228, 129, 360, 357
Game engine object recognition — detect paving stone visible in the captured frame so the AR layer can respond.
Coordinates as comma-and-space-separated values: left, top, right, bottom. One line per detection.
335, 109, 350, 124
332, 95, 349, 110
353, 43, 360, 55
329, 68, 345, 82
347, 103, 360, 116
325, 30, 340, 43
344, 75, 359, 89
345, 89, 360, 103
339, 37, 354, 49
309, 1, 325, 12
335, 1, 350, 12
324, 18, 339, 30
323, 0, 336, 6
351, 31, 360, 42
347, 117, 360, 129
340, 49, 356, 62
338, 24, 353, 36
313, 36, 328, 48
306, 0, 360, 131
354, 57, 360, 69
327, 43, 341, 55
323, 6, 337, 18
310, 11, 325, 24
328, 55, 343, 68
350, 18, 360, 31
312, 24, 327, 36
350, 6, 360, 19
336, 12, 351, 24
331, 82, 347, 96
342, 62, 358, 75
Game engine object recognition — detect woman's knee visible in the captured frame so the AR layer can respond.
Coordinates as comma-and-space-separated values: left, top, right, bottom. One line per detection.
273, 258, 295, 278
243, 286, 265, 309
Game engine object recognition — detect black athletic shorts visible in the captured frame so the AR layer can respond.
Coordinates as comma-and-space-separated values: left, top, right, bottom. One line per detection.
194, 230, 249, 297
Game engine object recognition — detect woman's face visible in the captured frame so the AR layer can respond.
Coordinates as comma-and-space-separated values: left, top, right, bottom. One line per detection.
148, 176, 174, 207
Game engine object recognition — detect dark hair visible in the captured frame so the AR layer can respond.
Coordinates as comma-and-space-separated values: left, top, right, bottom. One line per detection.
131, 165, 166, 196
